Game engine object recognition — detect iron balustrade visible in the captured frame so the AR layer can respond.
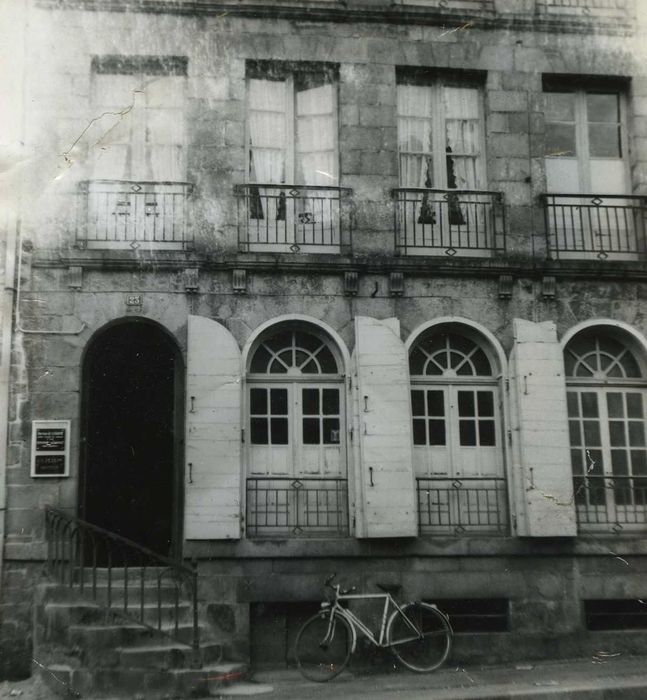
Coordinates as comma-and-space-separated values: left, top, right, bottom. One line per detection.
543, 193, 647, 260
417, 477, 509, 536
574, 475, 647, 534
235, 184, 353, 253
393, 188, 506, 257
246, 477, 349, 538
77, 180, 193, 250
44, 507, 200, 663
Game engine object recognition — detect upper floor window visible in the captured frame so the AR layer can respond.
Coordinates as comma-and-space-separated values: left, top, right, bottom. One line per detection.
397, 72, 485, 193
246, 61, 338, 188
90, 55, 187, 182
544, 82, 628, 194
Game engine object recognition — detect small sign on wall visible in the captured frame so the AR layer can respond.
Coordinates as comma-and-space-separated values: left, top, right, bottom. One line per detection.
31, 420, 70, 478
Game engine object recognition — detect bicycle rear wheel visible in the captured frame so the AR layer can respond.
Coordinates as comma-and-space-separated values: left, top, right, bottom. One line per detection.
387, 602, 452, 672
294, 610, 353, 682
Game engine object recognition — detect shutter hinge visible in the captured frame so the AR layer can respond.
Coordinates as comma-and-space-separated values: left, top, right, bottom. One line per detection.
505, 378, 510, 392
507, 429, 512, 446
348, 375, 352, 390
241, 427, 245, 444
349, 426, 353, 442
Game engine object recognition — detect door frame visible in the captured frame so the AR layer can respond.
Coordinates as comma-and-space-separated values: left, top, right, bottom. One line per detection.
78, 317, 185, 559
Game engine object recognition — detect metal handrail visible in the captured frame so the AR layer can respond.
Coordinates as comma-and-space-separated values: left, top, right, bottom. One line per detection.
44, 507, 200, 663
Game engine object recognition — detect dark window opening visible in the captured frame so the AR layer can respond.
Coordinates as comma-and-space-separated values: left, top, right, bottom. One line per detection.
430, 598, 509, 633
584, 599, 647, 630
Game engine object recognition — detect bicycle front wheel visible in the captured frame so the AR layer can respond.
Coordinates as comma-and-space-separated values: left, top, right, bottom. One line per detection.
294, 610, 353, 682
387, 602, 452, 672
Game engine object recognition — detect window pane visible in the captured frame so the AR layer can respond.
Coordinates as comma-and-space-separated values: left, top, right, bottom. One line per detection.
586, 93, 619, 123
571, 449, 584, 475
271, 417, 288, 444
271, 388, 288, 415
302, 388, 319, 415
477, 391, 494, 417
588, 124, 621, 158
428, 419, 446, 445
251, 418, 268, 444
632, 450, 647, 475
583, 420, 601, 446
569, 420, 582, 446
250, 388, 267, 415
545, 92, 575, 121
479, 420, 496, 446
581, 393, 599, 418
459, 420, 477, 446
316, 345, 338, 374
629, 422, 646, 447
587, 449, 604, 476
323, 418, 340, 444
411, 390, 425, 416
609, 421, 626, 447
471, 348, 492, 375
250, 346, 272, 373
567, 392, 580, 417
322, 389, 339, 415
545, 124, 576, 157
611, 449, 628, 476
458, 391, 475, 417
302, 418, 320, 445
427, 390, 444, 416
409, 349, 426, 376
413, 418, 427, 445
627, 393, 643, 418
606, 393, 624, 418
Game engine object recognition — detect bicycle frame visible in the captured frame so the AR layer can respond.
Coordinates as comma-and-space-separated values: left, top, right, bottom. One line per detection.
321, 590, 422, 654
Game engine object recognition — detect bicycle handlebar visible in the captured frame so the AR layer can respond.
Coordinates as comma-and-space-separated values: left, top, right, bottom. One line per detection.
324, 574, 356, 596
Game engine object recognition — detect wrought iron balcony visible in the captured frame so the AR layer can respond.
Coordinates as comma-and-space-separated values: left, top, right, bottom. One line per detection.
77, 180, 193, 250
246, 477, 349, 538
543, 193, 647, 260
235, 184, 353, 254
393, 188, 506, 257
417, 477, 509, 536
574, 475, 647, 534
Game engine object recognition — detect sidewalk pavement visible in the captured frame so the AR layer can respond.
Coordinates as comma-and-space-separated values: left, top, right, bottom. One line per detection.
231, 653, 647, 699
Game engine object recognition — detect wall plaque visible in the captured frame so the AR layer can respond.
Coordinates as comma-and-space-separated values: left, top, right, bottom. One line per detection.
31, 420, 70, 478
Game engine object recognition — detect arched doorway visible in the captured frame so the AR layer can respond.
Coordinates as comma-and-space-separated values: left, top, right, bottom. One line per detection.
80, 320, 182, 556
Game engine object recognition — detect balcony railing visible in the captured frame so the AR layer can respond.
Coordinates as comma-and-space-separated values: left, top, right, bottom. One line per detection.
235, 184, 353, 253
417, 477, 509, 536
246, 477, 349, 538
574, 475, 647, 534
393, 188, 506, 257
77, 180, 193, 250
543, 194, 647, 260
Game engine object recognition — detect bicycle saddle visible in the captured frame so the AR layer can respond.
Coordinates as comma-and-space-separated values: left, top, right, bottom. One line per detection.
376, 582, 401, 594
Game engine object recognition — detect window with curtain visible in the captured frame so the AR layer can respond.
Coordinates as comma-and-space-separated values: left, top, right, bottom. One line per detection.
397, 76, 485, 193
90, 56, 187, 182
247, 63, 338, 188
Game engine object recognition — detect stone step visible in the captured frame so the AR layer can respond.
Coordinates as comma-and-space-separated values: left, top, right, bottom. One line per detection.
39, 661, 249, 699
67, 622, 211, 650
44, 600, 193, 629
116, 640, 223, 670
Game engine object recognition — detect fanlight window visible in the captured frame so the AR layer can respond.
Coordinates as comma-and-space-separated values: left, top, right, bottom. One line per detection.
565, 333, 642, 379
409, 331, 493, 377
250, 330, 339, 375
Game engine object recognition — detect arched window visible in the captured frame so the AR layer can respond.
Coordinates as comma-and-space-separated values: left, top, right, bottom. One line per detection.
409, 325, 507, 535
246, 325, 348, 537
565, 329, 647, 533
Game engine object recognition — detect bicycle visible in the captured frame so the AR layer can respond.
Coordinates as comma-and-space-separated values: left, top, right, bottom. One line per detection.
294, 574, 453, 682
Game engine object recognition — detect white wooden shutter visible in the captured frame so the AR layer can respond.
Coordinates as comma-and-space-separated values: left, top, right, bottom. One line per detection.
185, 315, 242, 540
510, 318, 577, 537
354, 317, 417, 538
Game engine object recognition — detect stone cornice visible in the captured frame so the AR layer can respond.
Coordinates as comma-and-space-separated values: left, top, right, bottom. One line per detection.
35, 1, 636, 36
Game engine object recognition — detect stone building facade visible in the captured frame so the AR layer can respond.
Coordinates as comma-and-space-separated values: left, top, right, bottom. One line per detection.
2, 0, 647, 678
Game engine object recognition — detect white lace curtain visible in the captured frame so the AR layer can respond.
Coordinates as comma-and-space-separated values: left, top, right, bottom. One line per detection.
248, 77, 336, 186
397, 83, 482, 190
